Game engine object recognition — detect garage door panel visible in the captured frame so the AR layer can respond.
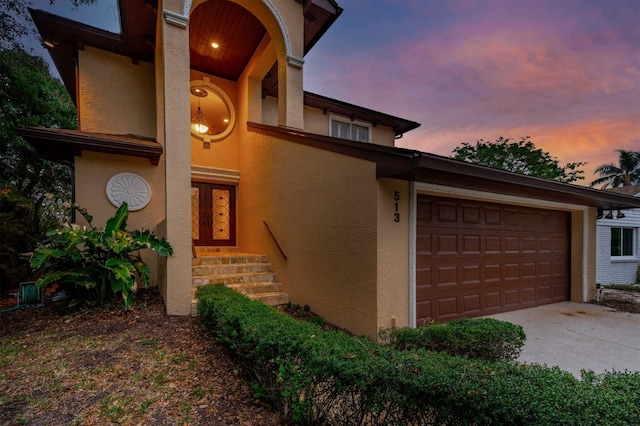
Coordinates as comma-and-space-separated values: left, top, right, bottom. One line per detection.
485, 207, 501, 225
462, 265, 481, 284
538, 285, 551, 299
522, 263, 536, 278
462, 294, 481, 314
484, 264, 502, 281
463, 235, 481, 253
504, 289, 520, 306
436, 234, 458, 254
504, 263, 520, 280
416, 300, 432, 325
463, 205, 481, 223
485, 292, 501, 309
539, 262, 551, 276
416, 229, 432, 254
416, 195, 570, 323
485, 235, 502, 252
505, 236, 520, 252
523, 237, 537, 252
523, 287, 537, 302
553, 284, 568, 298
437, 297, 460, 321
436, 265, 458, 286
416, 266, 431, 288
437, 202, 458, 222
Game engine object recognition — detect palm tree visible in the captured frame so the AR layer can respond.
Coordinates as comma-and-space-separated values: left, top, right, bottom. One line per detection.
590, 150, 640, 188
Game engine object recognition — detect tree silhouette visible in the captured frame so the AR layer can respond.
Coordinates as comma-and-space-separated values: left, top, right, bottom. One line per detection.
590, 150, 640, 189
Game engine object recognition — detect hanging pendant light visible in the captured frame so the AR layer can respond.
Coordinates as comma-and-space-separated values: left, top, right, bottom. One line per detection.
190, 88, 209, 134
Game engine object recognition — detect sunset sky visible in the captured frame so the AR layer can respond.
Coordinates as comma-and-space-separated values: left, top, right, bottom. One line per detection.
304, 0, 640, 186
30, 0, 639, 186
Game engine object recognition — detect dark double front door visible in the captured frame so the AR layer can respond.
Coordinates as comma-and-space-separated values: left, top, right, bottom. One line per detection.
191, 182, 236, 246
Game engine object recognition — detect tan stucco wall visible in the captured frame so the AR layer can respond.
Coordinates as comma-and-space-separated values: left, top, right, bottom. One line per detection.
376, 179, 411, 331
78, 47, 156, 137
263, 96, 279, 127
74, 152, 166, 286
571, 207, 598, 302
237, 130, 380, 337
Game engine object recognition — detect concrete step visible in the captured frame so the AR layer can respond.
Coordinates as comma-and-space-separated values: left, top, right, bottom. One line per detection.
246, 291, 290, 306
190, 289, 290, 315
228, 282, 284, 295
192, 254, 268, 266
192, 263, 273, 276
192, 281, 283, 298
194, 247, 240, 256
191, 250, 288, 315
193, 272, 277, 286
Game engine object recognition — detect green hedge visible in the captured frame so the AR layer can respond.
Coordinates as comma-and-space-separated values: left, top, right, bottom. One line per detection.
197, 284, 640, 425
380, 317, 526, 362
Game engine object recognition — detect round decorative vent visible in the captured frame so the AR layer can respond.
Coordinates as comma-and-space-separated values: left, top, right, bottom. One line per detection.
106, 172, 151, 211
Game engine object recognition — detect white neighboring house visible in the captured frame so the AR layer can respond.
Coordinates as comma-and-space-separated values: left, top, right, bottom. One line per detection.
596, 185, 640, 285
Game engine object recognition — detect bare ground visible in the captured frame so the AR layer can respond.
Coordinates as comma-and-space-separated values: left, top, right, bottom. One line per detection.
590, 286, 640, 314
0, 289, 285, 426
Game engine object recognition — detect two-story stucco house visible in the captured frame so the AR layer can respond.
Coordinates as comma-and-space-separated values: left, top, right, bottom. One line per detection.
22, 0, 640, 337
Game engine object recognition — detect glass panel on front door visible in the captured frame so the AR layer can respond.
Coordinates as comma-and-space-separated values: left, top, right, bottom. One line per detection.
191, 182, 236, 246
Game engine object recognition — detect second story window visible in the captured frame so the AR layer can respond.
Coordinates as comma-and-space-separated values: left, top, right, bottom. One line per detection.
330, 116, 371, 143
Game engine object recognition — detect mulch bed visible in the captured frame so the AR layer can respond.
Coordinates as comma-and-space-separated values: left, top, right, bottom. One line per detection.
590, 288, 640, 314
0, 289, 285, 425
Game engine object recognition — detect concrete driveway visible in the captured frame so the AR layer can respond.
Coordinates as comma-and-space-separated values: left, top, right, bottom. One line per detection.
488, 302, 640, 378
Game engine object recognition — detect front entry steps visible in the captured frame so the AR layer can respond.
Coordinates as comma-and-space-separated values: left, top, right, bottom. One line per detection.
191, 248, 289, 315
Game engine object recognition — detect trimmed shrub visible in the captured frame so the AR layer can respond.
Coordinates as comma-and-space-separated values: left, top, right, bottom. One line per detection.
197, 284, 640, 425
380, 317, 526, 362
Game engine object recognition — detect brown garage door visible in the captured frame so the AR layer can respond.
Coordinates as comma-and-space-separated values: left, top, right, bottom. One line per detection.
416, 195, 570, 323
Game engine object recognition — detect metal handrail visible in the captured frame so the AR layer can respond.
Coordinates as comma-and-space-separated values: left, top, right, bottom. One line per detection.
263, 221, 288, 261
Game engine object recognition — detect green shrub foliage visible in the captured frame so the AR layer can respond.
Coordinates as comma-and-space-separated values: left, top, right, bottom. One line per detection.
30, 203, 173, 308
197, 284, 640, 425
380, 317, 526, 362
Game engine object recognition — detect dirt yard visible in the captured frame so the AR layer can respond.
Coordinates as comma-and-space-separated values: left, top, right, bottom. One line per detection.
0, 289, 284, 425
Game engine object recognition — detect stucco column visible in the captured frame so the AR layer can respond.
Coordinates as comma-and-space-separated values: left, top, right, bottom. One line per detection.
277, 60, 304, 129
160, 7, 192, 315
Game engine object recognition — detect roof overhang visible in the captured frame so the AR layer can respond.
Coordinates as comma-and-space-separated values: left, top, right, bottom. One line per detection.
18, 128, 163, 165
248, 122, 640, 211
30, 0, 343, 101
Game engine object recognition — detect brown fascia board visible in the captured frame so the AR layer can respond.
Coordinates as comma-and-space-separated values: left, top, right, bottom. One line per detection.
606, 185, 640, 196
304, 92, 421, 136
300, 0, 344, 54
18, 128, 162, 165
247, 122, 640, 210
411, 154, 640, 210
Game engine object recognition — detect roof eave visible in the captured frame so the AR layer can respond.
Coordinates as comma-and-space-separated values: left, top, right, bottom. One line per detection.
18, 128, 163, 165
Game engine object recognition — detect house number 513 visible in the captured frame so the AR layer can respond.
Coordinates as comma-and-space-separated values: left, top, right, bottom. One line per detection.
394, 191, 400, 222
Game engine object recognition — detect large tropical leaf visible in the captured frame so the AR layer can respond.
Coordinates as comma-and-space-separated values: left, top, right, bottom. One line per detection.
30, 247, 66, 269
105, 202, 129, 236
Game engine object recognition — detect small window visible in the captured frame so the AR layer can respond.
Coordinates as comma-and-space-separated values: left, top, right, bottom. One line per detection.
611, 227, 634, 257
351, 124, 369, 143
331, 120, 350, 140
330, 116, 371, 142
